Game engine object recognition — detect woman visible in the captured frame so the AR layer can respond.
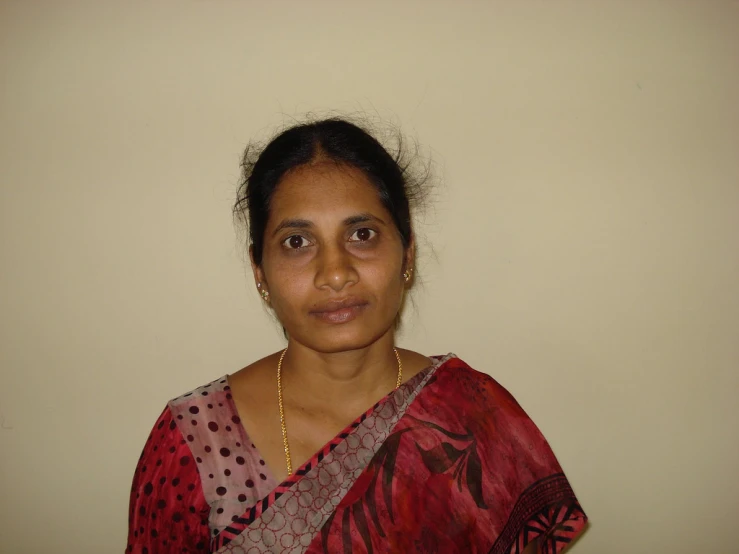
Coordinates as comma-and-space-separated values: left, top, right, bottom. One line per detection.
126, 119, 587, 553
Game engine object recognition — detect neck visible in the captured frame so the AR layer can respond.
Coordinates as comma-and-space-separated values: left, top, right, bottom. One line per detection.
280, 332, 399, 411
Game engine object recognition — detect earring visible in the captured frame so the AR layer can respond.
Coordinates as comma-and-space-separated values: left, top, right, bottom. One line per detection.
257, 282, 270, 300
403, 268, 414, 283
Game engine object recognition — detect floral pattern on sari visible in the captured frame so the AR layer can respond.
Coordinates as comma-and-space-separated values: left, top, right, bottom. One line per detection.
311, 357, 586, 553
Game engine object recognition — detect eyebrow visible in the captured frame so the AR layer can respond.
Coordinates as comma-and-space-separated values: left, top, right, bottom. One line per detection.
272, 218, 312, 236
343, 212, 386, 226
272, 213, 387, 236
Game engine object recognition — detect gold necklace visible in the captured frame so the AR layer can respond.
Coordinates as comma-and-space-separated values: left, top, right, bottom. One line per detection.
277, 347, 403, 476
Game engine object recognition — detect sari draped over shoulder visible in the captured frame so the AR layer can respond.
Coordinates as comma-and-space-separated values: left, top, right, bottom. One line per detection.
127, 355, 587, 554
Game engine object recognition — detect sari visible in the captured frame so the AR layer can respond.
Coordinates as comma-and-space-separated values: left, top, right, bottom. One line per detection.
127, 354, 586, 553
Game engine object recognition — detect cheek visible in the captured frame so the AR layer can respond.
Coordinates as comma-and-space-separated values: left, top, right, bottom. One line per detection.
268, 259, 314, 305
360, 259, 405, 299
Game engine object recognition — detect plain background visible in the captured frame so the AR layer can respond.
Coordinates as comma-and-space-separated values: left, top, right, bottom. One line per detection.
1, 1, 738, 553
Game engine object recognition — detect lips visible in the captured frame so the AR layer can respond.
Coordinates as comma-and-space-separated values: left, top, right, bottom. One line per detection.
309, 297, 369, 324
311, 297, 368, 313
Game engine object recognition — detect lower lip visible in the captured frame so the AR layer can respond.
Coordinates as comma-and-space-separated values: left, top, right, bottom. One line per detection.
311, 304, 367, 324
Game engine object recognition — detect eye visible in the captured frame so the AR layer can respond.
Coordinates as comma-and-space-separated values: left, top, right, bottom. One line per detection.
349, 228, 377, 242
282, 235, 312, 249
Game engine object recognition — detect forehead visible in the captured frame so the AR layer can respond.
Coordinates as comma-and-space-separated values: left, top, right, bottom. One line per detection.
268, 162, 389, 223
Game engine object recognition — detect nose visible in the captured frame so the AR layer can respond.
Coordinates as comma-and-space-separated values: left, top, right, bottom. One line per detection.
314, 243, 359, 292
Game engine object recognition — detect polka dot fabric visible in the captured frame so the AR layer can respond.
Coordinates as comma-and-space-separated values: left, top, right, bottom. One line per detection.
127, 376, 275, 553
168, 377, 277, 543
126, 407, 211, 553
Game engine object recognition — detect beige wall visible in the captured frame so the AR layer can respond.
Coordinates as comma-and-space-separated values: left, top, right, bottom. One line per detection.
1, 1, 738, 552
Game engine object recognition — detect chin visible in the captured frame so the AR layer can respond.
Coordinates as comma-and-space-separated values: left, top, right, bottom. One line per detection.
291, 322, 391, 354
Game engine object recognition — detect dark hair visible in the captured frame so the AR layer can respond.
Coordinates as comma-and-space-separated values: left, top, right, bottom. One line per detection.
234, 118, 427, 266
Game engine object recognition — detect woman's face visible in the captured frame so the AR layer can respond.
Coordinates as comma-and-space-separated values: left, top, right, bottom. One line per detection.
253, 161, 412, 354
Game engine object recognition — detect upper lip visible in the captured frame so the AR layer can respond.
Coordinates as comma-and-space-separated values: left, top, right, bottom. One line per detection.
310, 297, 368, 314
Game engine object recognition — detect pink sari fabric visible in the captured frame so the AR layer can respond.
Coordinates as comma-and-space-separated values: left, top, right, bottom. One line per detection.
127, 354, 587, 553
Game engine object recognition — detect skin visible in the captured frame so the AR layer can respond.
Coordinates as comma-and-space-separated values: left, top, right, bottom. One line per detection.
229, 160, 432, 484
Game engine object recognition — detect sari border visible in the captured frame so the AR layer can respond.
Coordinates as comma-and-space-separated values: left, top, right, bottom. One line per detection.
488, 473, 587, 554
216, 353, 454, 553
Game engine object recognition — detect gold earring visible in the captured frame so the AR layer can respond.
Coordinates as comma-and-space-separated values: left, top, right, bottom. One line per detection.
403, 268, 413, 283
257, 282, 269, 300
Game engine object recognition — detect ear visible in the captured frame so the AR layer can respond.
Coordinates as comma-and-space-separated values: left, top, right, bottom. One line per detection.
249, 245, 267, 291
403, 234, 416, 274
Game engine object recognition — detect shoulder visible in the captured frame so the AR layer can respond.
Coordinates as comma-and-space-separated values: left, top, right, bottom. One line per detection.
166, 374, 247, 453
431, 354, 528, 415
398, 348, 435, 383
434, 355, 564, 459
225, 351, 283, 414
167, 349, 282, 415
427, 354, 550, 449
168, 374, 232, 416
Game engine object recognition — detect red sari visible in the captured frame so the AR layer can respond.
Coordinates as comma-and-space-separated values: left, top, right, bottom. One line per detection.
127, 354, 587, 553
